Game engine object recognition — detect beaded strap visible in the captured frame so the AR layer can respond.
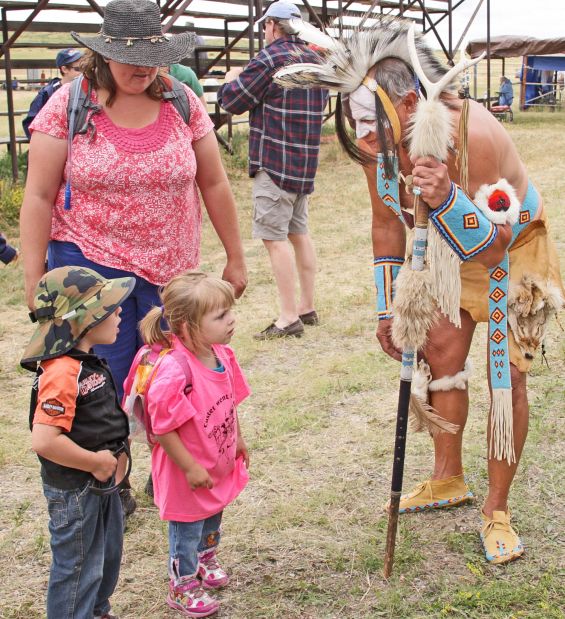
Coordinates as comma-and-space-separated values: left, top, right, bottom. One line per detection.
374, 256, 404, 319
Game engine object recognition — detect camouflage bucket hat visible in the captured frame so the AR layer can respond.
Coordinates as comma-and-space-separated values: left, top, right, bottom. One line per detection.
21, 266, 134, 370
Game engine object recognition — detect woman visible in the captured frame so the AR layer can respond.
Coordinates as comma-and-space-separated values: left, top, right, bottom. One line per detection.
20, 0, 247, 401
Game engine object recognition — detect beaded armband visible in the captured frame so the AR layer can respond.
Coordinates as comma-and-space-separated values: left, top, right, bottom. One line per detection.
374, 256, 404, 319
429, 183, 498, 261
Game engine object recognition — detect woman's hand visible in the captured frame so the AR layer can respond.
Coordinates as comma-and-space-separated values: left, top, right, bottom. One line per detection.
222, 259, 248, 299
186, 462, 214, 490
236, 434, 250, 468
411, 156, 452, 209
376, 318, 402, 362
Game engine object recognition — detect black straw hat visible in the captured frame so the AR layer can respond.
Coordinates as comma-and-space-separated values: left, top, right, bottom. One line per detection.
71, 0, 196, 68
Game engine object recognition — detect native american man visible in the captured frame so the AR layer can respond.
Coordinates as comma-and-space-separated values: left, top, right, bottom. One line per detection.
275, 19, 564, 564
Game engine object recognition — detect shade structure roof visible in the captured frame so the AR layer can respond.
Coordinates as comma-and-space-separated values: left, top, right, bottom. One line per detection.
466, 35, 565, 59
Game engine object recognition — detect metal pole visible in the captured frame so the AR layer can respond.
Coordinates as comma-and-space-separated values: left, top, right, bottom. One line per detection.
162, 0, 195, 33
2, 8, 18, 181
486, 0, 491, 110
0, 0, 50, 59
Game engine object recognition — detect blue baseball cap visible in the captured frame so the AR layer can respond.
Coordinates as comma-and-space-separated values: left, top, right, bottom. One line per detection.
56, 48, 83, 68
256, 0, 301, 23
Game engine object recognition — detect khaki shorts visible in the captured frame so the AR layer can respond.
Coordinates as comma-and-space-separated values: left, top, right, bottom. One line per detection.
252, 170, 309, 241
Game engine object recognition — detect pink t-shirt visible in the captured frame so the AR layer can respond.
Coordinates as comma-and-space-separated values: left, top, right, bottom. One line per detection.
30, 82, 214, 285
146, 335, 250, 522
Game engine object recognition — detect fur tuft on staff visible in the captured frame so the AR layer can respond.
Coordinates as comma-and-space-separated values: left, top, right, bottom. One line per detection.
391, 263, 438, 351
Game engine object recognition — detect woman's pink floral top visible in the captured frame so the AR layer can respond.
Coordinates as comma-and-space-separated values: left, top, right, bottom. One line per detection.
30, 82, 214, 285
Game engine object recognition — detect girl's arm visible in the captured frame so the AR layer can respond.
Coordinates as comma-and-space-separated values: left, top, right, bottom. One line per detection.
235, 417, 249, 468
20, 131, 67, 308
156, 430, 213, 489
193, 131, 247, 298
32, 423, 117, 482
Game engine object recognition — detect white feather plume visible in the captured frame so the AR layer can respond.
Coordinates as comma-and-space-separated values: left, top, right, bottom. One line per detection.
288, 18, 339, 51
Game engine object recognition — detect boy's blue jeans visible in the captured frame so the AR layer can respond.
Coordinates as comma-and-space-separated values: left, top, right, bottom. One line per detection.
43, 481, 123, 619
48, 241, 161, 400
169, 511, 223, 581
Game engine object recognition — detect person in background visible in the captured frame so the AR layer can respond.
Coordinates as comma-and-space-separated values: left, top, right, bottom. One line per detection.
218, 0, 328, 340
22, 48, 83, 139
498, 76, 514, 107
168, 63, 207, 108
0, 232, 18, 265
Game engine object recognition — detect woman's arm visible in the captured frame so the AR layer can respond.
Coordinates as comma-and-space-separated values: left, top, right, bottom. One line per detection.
20, 131, 67, 308
194, 130, 247, 298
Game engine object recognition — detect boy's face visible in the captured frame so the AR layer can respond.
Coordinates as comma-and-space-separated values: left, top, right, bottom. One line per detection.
77, 307, 122, 352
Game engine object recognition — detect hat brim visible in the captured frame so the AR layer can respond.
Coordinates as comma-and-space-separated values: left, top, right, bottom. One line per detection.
21, 276, 135, 370
70, 30, 196, 67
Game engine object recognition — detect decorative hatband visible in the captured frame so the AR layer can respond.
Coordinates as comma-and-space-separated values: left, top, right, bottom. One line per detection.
429, 182, 498, 261
374, 256, 404, 319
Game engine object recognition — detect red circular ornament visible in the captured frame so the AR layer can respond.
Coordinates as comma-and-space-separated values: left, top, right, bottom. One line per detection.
488, 189, 511, 212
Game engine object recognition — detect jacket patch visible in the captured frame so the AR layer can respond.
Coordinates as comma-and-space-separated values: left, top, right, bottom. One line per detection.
79, 372, 106, 396
41, 399, 65, 416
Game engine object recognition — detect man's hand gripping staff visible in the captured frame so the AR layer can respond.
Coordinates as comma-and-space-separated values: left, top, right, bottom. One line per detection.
383, 25, 485, 579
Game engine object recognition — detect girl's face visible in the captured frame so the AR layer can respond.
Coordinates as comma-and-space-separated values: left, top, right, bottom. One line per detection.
106, 59, 159, 95
198, 306, 236, 347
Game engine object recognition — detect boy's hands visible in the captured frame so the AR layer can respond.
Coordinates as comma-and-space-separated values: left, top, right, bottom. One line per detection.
236, 435, 250, 468
91, 450, 118, 482
186, 462, 214, 490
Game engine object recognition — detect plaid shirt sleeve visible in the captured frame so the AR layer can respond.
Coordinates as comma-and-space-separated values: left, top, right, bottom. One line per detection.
217, 54, 274, 115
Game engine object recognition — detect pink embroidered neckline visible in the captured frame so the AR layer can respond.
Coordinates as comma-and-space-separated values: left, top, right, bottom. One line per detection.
91, 91, 174, 153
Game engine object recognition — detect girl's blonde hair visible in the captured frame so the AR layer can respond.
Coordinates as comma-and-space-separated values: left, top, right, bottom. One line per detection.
139, 271, 235, 353
80, 50, 165, 107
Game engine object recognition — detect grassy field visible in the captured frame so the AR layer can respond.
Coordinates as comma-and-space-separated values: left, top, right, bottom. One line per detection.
0, 111, 564, 618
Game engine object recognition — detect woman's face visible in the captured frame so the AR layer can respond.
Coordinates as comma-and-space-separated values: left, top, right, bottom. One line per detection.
106, 60, 159, 95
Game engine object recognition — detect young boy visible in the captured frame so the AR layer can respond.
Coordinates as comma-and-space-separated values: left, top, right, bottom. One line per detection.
21, 266, 135, 619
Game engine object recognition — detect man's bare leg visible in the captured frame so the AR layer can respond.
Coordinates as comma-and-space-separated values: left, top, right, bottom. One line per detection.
288, 232, 316, 316
424, 310, 477, 479
262, 239, 299, 327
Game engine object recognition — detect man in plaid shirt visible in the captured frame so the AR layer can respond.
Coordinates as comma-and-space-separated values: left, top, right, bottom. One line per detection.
218, 0, 328, 340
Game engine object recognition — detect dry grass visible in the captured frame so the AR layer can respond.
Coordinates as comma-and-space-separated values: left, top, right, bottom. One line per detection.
0, 111, 564, 618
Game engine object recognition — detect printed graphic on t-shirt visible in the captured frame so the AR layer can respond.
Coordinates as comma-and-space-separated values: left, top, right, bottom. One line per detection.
208, 404, 236, 463
41, 398, 65, 416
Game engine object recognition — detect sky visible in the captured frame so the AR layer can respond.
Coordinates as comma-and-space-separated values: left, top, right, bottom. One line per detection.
10, 0, 565, 51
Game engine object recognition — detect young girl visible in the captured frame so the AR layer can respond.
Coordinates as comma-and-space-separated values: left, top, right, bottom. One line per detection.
138, 271, 250, 618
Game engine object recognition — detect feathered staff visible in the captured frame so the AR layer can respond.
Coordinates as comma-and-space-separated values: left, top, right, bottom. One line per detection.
384, 25, 484, 578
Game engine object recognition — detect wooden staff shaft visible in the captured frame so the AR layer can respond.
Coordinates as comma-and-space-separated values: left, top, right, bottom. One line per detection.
383, 196, 430, 579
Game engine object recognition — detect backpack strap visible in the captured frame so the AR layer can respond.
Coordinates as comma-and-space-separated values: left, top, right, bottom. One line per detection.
168, 348, 193, 393
65, 76, 96, 211
160, 74, 191, 125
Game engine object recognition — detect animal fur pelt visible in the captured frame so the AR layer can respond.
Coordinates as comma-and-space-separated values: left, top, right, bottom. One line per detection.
508, 273, 564, 360
274, 18, 447, 94
408, 359, 471, 435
